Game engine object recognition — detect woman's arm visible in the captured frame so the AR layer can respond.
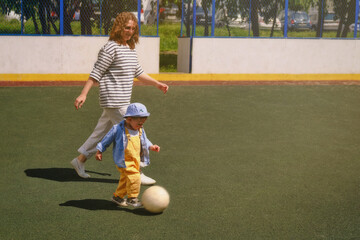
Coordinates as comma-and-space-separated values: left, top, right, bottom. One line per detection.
137, 73, 169, 94
74, 77, 97, 109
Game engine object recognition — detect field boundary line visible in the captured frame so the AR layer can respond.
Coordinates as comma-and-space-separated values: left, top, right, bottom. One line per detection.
1, 73, 360, 86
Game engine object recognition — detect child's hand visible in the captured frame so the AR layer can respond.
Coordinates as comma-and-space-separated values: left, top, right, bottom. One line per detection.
150, 145, 160, 152
95, 150, 102, 161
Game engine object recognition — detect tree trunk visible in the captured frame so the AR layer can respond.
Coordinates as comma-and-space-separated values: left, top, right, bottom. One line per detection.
270, 0, 279, 37
39, 0, 50, 34
341, 0, 356, 38
337, 1, 347, 38
203, 5, 209, 36
251, 0, 259, 36
186, 1, 191, 37
316, 0, 323, 37
31, 12, 40, 34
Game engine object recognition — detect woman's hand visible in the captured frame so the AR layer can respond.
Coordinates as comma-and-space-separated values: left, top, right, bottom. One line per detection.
157, 82, 169, 94
74, 77, 96, 110
74, 94, 86, 109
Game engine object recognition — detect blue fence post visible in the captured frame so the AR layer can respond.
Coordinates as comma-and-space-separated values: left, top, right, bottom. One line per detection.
190, 0, 196, 73
138, 0, 142, 35
354, 0, 359, 38
60, 0, 64, 35
20, 0, 24, 34
284, 0, 288, 37
211, 0, 215, 36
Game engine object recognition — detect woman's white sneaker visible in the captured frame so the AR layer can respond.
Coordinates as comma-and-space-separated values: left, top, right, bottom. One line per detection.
140, 172, 156, 185
70, 158, 90, 178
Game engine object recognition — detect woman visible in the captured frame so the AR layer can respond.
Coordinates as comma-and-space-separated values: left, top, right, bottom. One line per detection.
71, 12, 168, 185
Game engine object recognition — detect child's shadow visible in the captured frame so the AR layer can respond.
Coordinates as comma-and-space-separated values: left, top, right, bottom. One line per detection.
59, 199, 161, 216
24, 168, 118, 183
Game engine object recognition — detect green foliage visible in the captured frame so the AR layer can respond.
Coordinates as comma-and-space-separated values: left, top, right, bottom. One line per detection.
288, 0, 316, 11
159, 23, 180, 51
160, 52, 177, 72
0, 14, 21, 34
195, 24, 356, 38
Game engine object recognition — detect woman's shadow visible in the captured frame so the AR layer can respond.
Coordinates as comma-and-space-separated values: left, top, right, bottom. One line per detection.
24, 167, 118, 183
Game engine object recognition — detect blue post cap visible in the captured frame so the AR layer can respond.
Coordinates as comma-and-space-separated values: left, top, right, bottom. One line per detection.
124, 103, 150, 117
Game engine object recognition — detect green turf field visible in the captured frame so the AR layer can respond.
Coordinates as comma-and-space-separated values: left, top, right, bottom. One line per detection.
0, 85, 359, 239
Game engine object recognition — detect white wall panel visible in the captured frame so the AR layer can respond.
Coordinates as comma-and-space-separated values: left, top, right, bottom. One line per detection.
0, 36, 159, 74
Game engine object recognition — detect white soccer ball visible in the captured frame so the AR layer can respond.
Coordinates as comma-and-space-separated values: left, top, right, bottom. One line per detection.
141, 186, 170, 213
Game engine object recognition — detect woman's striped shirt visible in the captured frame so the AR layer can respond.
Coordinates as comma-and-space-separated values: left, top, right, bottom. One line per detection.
89, 41, 144, 108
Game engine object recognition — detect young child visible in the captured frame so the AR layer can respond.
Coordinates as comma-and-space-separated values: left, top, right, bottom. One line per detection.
95, 103, 160, 207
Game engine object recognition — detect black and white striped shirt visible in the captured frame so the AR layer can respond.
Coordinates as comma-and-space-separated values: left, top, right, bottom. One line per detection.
90, 41, 144, 108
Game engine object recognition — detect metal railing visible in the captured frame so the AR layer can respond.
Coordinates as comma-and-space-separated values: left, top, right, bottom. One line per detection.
1, 0, 359, 38
181, 0, 360, 38
0, 0, 160, 36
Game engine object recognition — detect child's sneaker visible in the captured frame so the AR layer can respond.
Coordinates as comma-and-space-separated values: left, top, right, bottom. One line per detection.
111, 196, 128, 207
127, 197, 142, 208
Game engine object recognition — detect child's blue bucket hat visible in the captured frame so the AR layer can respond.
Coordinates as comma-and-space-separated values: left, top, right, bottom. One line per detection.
124, 103, 150, 117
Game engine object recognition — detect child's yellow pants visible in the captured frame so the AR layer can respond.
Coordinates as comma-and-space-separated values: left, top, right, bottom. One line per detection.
114, 130, 141, 199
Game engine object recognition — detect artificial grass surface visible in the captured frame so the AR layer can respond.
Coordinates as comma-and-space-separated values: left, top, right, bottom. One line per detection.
0, 85, 359, 239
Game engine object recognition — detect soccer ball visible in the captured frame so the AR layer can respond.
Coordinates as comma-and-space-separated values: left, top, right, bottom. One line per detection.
141, 186, 170, 213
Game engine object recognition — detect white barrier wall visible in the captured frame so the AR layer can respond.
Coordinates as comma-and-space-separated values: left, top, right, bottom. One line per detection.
178, 38, 360, 74
2, 36, 359, 76
0, 36, 160, 74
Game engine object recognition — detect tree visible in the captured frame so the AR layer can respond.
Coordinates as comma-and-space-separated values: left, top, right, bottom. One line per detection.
270, 0, 280, 37
0, 0, 63, 34
215, 0, 237, 36
183, 0, 192, 37
258, 0, 282, 37
341, 0, 356, 37
288, 0, 314, 12
201, 0, 211, 36
333, 0, 357, 38
334, 0, 347, 37
251, 0, 260, 36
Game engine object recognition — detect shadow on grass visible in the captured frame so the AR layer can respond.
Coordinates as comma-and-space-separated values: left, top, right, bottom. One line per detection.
24, 168, 118, 183
59, 199, 161, 216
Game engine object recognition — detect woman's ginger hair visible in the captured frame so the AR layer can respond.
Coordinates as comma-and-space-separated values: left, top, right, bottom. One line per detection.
109, 12, 139, 49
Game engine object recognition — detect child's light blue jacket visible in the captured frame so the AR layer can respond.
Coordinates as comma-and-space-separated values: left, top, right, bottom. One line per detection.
96, 120, 153, 168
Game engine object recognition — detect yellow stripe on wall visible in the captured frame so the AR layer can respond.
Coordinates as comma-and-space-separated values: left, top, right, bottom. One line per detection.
1, 73, 360, 82
0, 74, 90, 81
152, 74, 360, 81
